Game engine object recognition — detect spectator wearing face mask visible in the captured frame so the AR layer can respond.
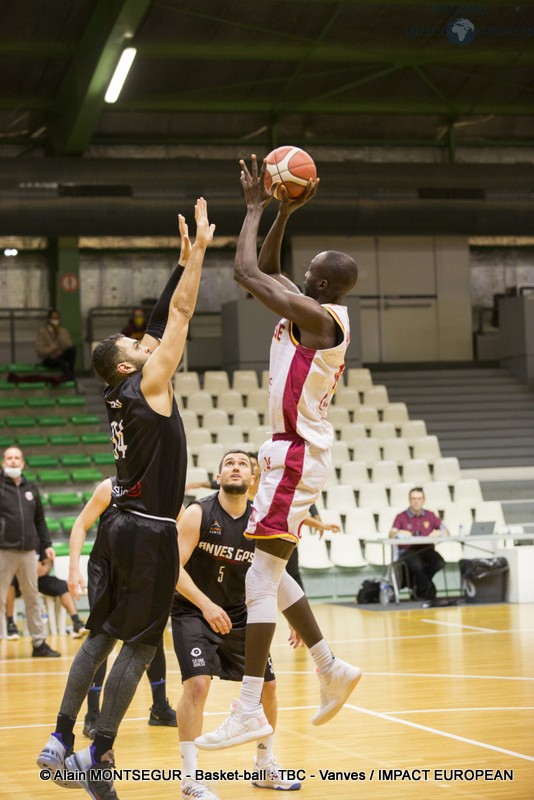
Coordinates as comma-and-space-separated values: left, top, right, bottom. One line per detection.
0, 446, 60, 657
121, 307, 147, 341
35, 308, 77, 380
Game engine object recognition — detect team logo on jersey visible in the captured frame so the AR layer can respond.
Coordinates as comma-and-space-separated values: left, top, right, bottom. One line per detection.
209, 521, 222, 537
25, 491, 34, 501
127, 481, 142, 497
106, 399, 122, 409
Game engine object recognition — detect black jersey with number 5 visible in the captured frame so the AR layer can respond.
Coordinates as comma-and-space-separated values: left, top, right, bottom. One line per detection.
103, 372, 186, 519
173, 492, 254, 627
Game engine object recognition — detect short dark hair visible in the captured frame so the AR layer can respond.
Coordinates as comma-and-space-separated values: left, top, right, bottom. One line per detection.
409, 486, 425, 497
91, 333, 125, 386
218, 450, 252, 473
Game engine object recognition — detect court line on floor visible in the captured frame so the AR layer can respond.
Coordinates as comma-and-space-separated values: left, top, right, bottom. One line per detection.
421, 618, 497, 632
345, 703, 534, 762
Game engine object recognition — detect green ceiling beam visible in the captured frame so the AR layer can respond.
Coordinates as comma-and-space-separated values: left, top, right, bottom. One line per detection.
118, 97, 534, 116
48, 0, 151, 155
3, 39, 533, 67
136, 42, 534, 67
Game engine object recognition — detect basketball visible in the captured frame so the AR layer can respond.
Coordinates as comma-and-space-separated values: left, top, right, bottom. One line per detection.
264, 145, 317, 200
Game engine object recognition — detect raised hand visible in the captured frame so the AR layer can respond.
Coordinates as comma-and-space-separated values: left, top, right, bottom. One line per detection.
178, 213, 192, 266
193, 196, 216, 248
239, 154, 273, 210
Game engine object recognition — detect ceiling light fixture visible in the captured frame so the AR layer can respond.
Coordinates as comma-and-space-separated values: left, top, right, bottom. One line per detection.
105, 47, 137, 104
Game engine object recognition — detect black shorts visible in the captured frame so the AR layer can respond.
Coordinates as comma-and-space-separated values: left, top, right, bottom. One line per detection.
171, 612, 275, 684
12, 574, 68, 598
86, 506, 179, 646
38, 574, 68, 597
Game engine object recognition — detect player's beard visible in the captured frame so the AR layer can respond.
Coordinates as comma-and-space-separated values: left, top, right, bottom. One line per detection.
221, 480, 248, 496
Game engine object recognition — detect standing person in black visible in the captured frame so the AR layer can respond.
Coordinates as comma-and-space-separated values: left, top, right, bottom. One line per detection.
37, 198, 215, 800
173, 450, 300, 800
0, 446, 60, 657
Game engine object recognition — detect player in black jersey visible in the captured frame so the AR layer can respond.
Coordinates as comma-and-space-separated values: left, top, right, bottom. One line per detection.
173, 451, 301, 800
67, 477, 177, 736
37, 198, 215, 800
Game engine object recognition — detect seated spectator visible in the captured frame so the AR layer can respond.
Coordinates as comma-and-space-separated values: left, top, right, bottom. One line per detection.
35, 309, 76, 380
121, 306, 147, 341
389, 486, 449, 605
9, 555, 87, 637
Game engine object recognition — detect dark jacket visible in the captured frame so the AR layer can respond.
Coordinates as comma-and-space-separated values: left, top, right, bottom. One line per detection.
0, 472, 52, 558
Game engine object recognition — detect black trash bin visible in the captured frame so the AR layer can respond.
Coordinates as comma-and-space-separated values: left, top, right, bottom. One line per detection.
459, 557, 509, 603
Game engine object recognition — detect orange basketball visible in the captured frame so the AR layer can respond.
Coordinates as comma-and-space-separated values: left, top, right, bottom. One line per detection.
264, 146, 317, 200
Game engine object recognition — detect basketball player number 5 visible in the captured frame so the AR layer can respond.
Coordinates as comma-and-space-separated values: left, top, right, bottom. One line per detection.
217, 565, 225, 583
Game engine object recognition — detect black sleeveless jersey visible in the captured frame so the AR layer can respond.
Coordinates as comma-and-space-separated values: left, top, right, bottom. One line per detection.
103, 372, 186, 519
173, 492, 254, 627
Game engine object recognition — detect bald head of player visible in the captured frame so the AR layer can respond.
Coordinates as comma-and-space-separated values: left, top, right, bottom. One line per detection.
303, 250, 358, 304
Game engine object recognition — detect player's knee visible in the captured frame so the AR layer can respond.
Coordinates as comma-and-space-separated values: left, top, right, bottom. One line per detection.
277, 570, 305, 611
245, 565, 279, 623
183, 675, 210, 705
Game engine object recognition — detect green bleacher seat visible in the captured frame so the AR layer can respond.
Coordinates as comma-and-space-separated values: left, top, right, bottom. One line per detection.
23, 470, 37, 481
0, 435, 13, 447
70, 468, 103, 484
0, 398, 25, 412
48, 491, 83, 508
18, 382, 47, 391
60, 516, 79, 533
7, 364, 38, 373
0, 381, 13, 391
5, 416, 37, 429
70, 414, 100, 427
92, 452, 115, 466
57, 396, 86, 408
48, 434, 81, 450
81, 432, 110, 446
60, 454, 92, 468
15, 434, 48, 454
51, 380, 77, 396
37, 415, 68, 429
26, 397, 56, 409
37, 469, 71, 484
53, 540, 94, 557
45, 517, 62, 535
25, 455, 59, 469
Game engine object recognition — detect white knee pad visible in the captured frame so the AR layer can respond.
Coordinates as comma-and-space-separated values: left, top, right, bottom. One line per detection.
277, 570, 305, 612
245, 549, 287, 624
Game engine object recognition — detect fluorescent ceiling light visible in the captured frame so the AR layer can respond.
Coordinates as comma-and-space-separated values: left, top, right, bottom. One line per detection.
105, 48, 137, 104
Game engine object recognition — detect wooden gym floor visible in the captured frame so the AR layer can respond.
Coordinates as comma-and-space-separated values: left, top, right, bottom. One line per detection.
1, 602, 533, 800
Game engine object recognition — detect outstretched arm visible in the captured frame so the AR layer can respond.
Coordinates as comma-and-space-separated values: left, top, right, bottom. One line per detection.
141, 213, 192, 351
234, 155, 333, 345
257, 181, 318, 294
141, 198, 215, 412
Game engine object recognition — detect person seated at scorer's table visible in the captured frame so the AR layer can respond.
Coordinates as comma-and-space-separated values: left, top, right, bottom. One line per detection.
388, 486, 449, 606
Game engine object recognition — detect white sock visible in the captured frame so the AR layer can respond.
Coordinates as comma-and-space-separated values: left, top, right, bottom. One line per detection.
180, 742, 198, 783
309, 639, 335, 673
256, 733, 274, 767
240, 675, 265, 712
